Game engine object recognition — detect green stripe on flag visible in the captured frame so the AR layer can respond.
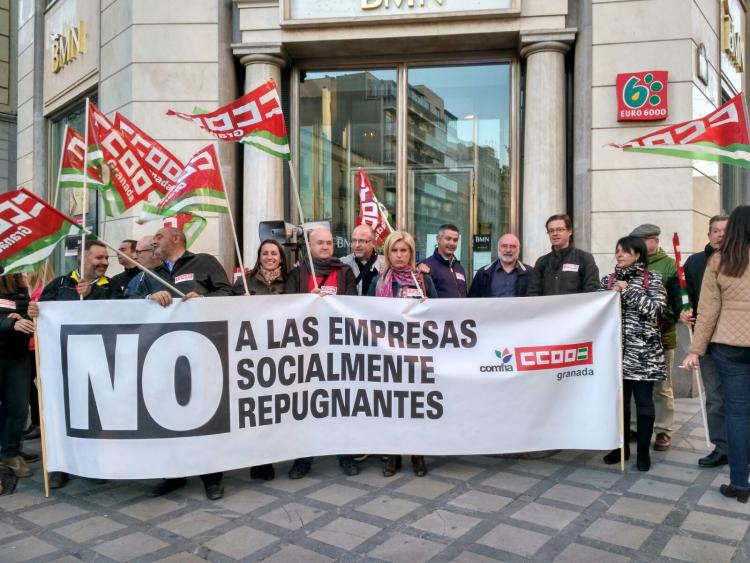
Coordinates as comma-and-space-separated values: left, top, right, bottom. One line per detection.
624, 141, 750, 169
0, 222, 80, 274
240, 131, 290, 161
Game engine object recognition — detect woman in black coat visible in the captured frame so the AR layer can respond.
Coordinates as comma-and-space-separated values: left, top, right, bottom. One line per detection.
233, 240, 288, 481
0, 273, 35, 482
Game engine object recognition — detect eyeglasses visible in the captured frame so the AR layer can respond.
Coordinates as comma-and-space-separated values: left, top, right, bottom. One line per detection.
352, 239, 374, 245
547, 228, 569, 234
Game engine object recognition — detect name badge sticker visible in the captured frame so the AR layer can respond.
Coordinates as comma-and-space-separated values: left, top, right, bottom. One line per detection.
0, 299, 17, 310
562, 263, 580, 273
403, 287, 423, 299
174, 273, 195, 284
320, 285, 338, 296
455, 272, 466, 281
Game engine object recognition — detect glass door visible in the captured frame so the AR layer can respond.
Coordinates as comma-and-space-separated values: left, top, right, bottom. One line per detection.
406, 64, 511, 274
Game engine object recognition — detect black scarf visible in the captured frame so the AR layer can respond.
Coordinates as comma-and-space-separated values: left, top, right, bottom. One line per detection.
311, 256, 346, 276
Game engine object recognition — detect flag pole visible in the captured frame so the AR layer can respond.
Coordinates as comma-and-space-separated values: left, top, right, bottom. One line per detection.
287, 159, 318, 289
78, 100, 90, 299
672, 232, 710, 448
17, 188, 187, 299
32, 323, 49, 497
215, 147, 250, 296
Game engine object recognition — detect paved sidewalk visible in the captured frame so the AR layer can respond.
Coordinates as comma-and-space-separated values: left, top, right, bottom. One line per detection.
0, 398, 748, 562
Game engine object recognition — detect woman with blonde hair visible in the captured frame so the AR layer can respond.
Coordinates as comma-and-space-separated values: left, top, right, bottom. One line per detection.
367, 230, 437, 477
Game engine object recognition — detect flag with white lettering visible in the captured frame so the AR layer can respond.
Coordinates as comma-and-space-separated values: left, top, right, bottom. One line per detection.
610, 93, 750, 168
86, 100, 158, 213
58, 126, 106, 190
355, 168, 392, 246
0, 188, 81, 274
166, 79, 290, 160
113, 113, 184, 195
139, 144, 227, 221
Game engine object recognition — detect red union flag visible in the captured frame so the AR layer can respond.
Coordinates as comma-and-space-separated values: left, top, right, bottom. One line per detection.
162, 213, 207, 249
114, 113, 184, 194
166, 79, 290, 159
86, 101, 157, 213
140, 144, 227, 221
355, 168, 392, 246
515, 342, 594, 372
611, 93, 750, 168
58, 126, 105, 190
0, 188, 81, 274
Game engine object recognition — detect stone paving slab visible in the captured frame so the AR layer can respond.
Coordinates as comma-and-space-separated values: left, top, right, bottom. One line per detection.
2, 399, 750, 562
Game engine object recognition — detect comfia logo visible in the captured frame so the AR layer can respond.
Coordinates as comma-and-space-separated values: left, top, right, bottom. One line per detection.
616, 70, 669, 122
481, 347, 514, 372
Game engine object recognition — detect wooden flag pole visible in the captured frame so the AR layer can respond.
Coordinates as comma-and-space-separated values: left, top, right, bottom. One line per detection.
215, 148, 250, 296
32, 322, 49, 497
287, 159, 319, 289
79, 99, 90, 299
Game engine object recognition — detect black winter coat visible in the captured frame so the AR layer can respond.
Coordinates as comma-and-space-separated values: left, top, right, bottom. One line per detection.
527, 246, 600, 296
0, 290, 30, 358
40, 272, 113, 302
127, 252, 232, 298
469, 260, 532, 297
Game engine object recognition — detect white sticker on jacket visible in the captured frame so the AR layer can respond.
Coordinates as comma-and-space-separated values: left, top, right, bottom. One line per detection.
0, 299, 17, 310
174, 273, 195, 283
562, 263, 579, 273
320, 285, 338, 296
402, 287, 423, 299
455, 272, 466, 281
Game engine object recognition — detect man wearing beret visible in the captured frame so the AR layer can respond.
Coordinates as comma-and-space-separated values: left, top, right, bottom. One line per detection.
630, 224, 682, 452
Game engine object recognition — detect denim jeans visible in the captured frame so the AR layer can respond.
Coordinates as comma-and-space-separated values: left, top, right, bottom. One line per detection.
710, 343, 750, 490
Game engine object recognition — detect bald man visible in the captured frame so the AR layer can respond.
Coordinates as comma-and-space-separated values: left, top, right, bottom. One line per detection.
469, 233, 533, 297
123, 235, 162, 297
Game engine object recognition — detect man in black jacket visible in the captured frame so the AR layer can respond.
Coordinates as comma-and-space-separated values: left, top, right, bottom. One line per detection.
109, 239, 139, 297
419, 224, 468, 298
469, 234, 532, 297
681, 214, 729, 468
527, 214, 599, 296
29, 239, 113, 489
285, 227, 360, 479
129, 226, 231, 500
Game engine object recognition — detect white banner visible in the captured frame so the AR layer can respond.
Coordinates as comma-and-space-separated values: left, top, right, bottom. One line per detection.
37, 292, 622, 479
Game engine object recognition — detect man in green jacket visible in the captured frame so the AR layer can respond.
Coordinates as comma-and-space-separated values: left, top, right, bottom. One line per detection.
630, 224, 682, 451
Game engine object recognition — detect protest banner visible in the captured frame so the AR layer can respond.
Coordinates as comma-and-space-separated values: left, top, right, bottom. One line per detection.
37, 291, 621, 479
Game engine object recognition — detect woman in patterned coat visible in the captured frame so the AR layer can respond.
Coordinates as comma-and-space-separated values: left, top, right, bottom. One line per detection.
601, 236, 667, 471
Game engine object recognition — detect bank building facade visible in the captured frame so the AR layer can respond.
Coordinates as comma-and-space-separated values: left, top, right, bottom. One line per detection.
8, 0, 750, 276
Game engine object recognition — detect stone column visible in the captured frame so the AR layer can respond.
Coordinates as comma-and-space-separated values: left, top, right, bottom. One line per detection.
239, 53, 286, 261
520, 30, 575, 264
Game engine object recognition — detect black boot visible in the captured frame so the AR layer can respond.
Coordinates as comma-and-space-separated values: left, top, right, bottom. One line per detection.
382, 455, 402, 477
636, 414, 655, 471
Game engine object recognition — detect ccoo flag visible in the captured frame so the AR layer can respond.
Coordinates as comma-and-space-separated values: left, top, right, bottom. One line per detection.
114, 113, 184, 195
355, 168, 393, 246
610, 93, 750, 168
0, 188, 82, 274
166, 79, 290, 160
58, 126, 106, 191
140, 144, 227, 222
86, 100, 158, 214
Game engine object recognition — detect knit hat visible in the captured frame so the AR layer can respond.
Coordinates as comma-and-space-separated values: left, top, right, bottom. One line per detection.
630, 223, 661, 238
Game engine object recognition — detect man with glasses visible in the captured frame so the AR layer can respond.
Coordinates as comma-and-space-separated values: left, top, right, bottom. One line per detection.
527, 214, 599, 296
123, 235, 162, 297
110, 239, 139, 297
341, 225, 384, 296
469, 233, 532, 297
630, 223, 682, 453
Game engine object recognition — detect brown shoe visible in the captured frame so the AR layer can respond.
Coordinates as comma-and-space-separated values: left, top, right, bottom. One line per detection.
654, 433, 671, 451
1, 456, 33, 478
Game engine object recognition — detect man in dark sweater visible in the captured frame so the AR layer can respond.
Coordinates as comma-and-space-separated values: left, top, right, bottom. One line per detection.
128, 226, 231, 500
681, 214, 729, 468
109, 239, 139, 297
527, 214, 599, 296
419, 224, 467, 298
469, 234, 533, 297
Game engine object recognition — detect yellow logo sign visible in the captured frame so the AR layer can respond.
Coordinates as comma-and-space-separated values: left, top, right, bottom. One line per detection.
51, 20, 86, 74
362, 0, 443, 10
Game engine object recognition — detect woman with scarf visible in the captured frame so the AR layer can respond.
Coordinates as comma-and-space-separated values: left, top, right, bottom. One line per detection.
233, 239, 289, 481
0, 271, 35, 485
601, 236, 666, 472
367, 230, 437, 477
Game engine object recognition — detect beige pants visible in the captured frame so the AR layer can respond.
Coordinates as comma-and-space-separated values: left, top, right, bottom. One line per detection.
630, 348, 675, 436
